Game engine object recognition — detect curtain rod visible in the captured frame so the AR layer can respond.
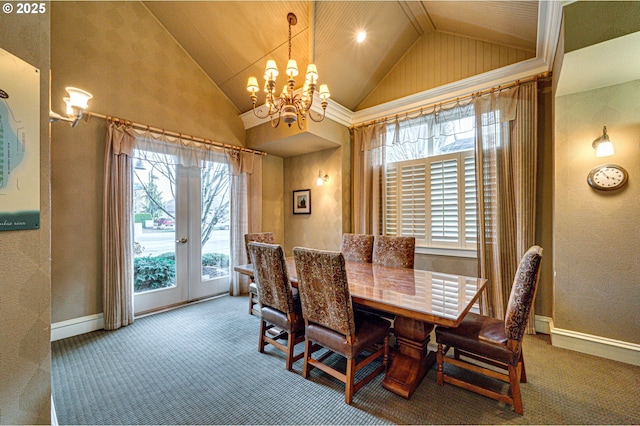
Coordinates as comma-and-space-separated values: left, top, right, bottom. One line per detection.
350, 71, 551, 130
84, 111, 267, 156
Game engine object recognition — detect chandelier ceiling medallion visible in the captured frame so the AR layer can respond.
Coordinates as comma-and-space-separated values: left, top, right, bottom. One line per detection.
246, 12, 330, 129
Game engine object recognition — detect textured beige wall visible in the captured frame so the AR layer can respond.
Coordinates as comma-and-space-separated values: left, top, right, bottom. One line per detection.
358, 31, 534, 110
0, 9, 51, 425
555, 80, 640, 344
50, 1, 246, 323
283, 147, 344, 255
262, 155, 284, 244
564, 1, 640, 53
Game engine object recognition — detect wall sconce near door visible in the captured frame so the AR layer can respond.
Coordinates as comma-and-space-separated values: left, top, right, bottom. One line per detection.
317, 170, 329, 186
49, 86, 93, 127
592, 126, 614, 157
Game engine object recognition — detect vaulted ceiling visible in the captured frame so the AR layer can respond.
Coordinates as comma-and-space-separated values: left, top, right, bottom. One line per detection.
143, 1, 539, 114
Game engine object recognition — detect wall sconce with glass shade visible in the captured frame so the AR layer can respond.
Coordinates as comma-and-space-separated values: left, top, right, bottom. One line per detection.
49, 86, 93, 127
317, 170, 329, 186
592, 126, 614, 157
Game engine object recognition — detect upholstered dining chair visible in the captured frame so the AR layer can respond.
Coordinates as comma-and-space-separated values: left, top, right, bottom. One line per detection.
293, 247, 391, 404
244, 232, 275, 315
340, 233, 374, 263
372, 235, 415, 269
248, 242, 305, 371
435, 245, 543, 415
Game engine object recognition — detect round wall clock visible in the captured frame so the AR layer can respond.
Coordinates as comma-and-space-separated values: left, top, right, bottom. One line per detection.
587, 164, 629, 191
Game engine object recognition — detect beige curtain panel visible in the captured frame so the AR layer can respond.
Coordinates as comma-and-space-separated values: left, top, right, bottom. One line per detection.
352, 122, 386, 235
474, 81, 539, 333
103, 123, 136, 330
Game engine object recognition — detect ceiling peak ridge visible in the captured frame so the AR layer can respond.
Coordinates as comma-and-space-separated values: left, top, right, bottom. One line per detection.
219, 24, 309, 89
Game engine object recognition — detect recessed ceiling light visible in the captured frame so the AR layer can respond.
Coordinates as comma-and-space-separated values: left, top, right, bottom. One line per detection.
356, 31, 367, 43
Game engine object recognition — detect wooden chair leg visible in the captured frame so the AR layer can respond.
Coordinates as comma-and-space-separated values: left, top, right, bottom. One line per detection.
508, 363, 524, 415
302, 339, 312, 378
436, 343, 445, 386
345, 357, 356, 404
258, 320, 266, 353
286, 332, 295, 371
519, 353, 527, 383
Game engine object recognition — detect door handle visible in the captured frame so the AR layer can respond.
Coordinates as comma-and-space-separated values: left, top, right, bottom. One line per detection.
176, 237, 188, 244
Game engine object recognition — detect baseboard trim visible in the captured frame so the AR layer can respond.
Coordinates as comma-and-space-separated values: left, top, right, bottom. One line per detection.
535, 316, 640, 366
51, 313, 104, 342
51, 396, 58, 426
534, 315, 553, 334
551, 326, 640, 366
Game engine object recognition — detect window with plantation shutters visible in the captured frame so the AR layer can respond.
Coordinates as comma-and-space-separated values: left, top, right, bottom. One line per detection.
383, 108, 477, 251
385, 150, 475, 249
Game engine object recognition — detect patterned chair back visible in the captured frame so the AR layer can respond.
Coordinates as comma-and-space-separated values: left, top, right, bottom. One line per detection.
248, 242, 296, 314
504, 246, 543, 342
372, 236, 416, 269
244, 232, 275, 264
293, 247, 356, 337
341, 233, 374, 263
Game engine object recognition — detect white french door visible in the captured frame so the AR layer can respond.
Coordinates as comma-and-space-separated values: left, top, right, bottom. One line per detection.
132, 156, 230, 314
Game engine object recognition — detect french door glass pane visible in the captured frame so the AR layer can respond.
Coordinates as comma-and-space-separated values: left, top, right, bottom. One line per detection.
200, 162, 230, 281
132, 156, 177, 294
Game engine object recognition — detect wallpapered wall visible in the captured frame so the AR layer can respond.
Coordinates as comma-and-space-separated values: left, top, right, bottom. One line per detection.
283, 147, 344, 255
555, 80, 640, 344
50, 1, 246, 323
0, 11, 51, 425
262, 155, 285, 244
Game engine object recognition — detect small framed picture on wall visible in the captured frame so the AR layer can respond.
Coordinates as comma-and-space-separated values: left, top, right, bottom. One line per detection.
293, 189, 311, 214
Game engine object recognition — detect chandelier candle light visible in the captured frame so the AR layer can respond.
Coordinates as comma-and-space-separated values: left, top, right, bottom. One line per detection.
247, 12, 330, 129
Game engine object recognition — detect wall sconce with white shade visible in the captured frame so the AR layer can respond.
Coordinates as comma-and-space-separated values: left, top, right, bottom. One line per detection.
49, 86, 93, 127
317, 170, 329, 186
592, 126, 614, 157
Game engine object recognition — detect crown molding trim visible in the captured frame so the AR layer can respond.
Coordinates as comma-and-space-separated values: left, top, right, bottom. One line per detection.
241, 0, 563, 130
352, 58, 549, 125
537, 0, 563, 68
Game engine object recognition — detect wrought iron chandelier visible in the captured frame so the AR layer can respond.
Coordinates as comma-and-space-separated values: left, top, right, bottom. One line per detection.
246, 12, 330, 129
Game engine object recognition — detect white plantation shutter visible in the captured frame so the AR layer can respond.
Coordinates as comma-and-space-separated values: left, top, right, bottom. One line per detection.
385, 151, 476, 249
385, 163, 398, 236
400, 162, 427, 242
430, 157, 459, 245
464, 154, 477, 244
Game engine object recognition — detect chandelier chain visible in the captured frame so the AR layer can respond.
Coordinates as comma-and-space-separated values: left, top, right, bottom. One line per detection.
288, 18, 292, 60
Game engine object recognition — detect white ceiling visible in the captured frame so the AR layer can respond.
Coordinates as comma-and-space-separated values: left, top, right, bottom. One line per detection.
556, 31, 640, 97
143, 1, 539, 113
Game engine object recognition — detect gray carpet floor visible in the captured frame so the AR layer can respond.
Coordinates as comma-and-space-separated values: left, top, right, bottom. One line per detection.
51, 295, 640, 425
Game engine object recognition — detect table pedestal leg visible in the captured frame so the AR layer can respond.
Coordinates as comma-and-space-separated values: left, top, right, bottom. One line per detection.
382, 316, 435, 399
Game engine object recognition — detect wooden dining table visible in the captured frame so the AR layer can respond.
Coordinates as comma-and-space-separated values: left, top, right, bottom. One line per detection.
234, 258, 487, 399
